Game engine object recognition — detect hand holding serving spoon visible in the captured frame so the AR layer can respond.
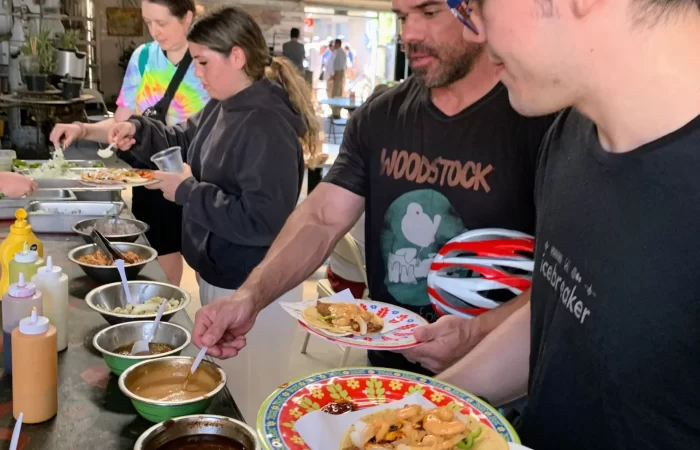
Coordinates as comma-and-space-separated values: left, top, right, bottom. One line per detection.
183, 346, 208, 390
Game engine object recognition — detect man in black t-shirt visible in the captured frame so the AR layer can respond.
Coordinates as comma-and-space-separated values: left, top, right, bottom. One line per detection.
191, 0, 554, 374
441, 1, 700, 449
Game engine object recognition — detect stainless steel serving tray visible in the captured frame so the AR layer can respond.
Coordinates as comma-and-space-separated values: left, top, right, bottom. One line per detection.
0, 189, 77, 219
17, 167, 120, 189
26, 201, 124, 233
12, 159, 106, 170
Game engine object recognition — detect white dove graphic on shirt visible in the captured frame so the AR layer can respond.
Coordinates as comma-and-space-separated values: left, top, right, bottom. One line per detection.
387, 202, 442, 284
401, 203, 442, 249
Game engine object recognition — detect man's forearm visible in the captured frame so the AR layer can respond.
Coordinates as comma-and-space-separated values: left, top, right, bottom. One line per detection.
471, 288, 531, 344
240, 184, 364, 312
438, 302, 531, 406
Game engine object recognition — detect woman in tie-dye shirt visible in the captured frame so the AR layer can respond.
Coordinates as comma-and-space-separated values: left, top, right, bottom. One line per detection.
50, 0, 208, 286
117, 39, 208, 126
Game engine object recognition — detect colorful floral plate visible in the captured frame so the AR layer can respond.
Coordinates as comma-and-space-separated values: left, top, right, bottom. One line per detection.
299, 300, 429, 350
256, 367, 520, 450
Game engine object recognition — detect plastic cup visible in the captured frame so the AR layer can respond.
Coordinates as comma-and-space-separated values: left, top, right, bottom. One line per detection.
150, 146, 184, 173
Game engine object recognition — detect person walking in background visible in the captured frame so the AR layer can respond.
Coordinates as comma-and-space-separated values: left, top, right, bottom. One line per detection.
282, 27, 305, 73
326, 39, 347, 118
50, 0, 209, 287
344, 45, 354, 67
320, 40, 333, 81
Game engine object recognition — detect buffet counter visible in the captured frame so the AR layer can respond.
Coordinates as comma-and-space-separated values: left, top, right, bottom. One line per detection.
0, 214, 244, 449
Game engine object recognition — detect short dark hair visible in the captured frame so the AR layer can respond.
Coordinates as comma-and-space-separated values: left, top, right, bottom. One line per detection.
290, 27, 300, 39
144, 0, 196, 19
334, 38, 342, 46
632, 0, 700, 23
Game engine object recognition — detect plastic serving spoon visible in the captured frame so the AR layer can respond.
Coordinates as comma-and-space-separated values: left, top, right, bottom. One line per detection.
183, 346, 208, 389
115, 259, 135, 305
130, 299, 167, 355
97, 143, 114, 159
10, 412, 23, 450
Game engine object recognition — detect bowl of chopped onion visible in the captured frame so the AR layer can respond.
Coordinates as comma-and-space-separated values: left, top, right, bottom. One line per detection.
85, 281, 191, 325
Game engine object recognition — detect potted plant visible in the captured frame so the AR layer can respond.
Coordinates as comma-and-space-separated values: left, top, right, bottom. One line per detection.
19, 30, 55, 92
54, 29, 87, 80
56, 30, 80, 50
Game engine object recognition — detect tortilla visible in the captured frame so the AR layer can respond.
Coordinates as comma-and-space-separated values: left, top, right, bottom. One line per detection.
340, 406, 509, 450
302, 302, 383, 336
80, 168, 154, 185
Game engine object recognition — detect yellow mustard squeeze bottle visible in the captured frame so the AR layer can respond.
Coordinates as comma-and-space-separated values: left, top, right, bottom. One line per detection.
0, 209, 43, 296
12, 306, 57, 423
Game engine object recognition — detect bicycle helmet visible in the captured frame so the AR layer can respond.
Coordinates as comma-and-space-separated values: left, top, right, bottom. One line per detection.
427, 228, 534, 319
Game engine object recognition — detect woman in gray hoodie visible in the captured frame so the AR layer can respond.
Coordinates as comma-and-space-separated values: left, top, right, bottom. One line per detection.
108, 6, 321, 305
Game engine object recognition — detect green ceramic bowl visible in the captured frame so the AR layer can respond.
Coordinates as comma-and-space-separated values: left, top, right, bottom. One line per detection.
92, 321, 191, 375
118, 356, 227, 423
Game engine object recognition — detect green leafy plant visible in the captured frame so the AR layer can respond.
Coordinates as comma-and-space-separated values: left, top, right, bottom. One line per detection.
56, 30, 80, 50
20, 30, 55, 74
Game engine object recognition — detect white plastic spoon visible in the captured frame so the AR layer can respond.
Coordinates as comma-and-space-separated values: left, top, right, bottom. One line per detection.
97, 143, 114, 159
183, 346, 208, 389
115, 259, 135, 305
10, 412, 23, 450
130, 299, 167, 355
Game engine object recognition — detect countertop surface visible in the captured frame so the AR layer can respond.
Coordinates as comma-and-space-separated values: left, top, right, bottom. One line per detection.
0, 211, 244, 449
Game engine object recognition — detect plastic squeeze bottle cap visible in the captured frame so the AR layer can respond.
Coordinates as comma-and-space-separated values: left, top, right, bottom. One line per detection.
10, 209, 32, 235
8, 273, 36, 298
37, 256, 62, 279
13, 242, 38, 264
18, 307, 49, 335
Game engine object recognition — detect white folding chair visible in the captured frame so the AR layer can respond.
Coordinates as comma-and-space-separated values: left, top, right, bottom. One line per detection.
301, 233, 367, 367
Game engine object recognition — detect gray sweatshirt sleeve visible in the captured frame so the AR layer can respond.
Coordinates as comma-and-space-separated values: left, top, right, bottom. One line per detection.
127, 112, 202, 165
173, 113, 300, 246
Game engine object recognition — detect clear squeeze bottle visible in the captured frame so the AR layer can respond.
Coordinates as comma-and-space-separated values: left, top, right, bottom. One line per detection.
12, 307, 58, 423
9, 242, 44, 286
1, 273, 43, 375
32, 256, 69, 352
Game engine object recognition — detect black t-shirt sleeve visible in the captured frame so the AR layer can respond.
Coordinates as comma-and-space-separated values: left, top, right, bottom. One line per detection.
323, 108, 369, 198
534, 110, 570, 214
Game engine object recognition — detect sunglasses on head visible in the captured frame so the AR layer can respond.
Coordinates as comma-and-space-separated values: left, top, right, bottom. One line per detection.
445, 0, 478, 35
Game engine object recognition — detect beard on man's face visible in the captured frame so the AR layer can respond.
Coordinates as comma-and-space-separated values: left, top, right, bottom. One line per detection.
406, 40, 485, 88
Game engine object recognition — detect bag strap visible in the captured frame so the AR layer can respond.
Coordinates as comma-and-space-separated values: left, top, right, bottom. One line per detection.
155, 50, 193, 118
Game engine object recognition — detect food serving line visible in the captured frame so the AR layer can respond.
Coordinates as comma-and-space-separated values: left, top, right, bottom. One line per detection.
0, 150, 530, 450
0, 213, 245, 449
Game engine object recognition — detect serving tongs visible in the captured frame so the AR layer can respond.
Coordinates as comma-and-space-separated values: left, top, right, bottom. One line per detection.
89, 229, 129, 263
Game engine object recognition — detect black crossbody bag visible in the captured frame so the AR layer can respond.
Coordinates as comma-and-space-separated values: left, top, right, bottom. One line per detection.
121, 50, 192, 169
142, 50, 193, 124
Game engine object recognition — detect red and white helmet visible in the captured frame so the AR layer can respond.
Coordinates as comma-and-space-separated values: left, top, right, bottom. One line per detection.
427, 228, 534, 319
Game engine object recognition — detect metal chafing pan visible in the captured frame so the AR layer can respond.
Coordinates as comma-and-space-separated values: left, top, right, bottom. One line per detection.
17, 167, 112, 189
12, 159, 106, 170
26, 200, 124, 233
0, 189, 77, 219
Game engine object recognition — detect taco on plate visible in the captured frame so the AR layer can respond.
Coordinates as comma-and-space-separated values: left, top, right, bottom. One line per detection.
340, 405, 509, 450
81, 168, 154, 185
301, 301, 384, 335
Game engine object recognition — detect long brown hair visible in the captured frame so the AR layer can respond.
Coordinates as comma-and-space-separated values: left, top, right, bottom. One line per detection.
188, 6, 321, 166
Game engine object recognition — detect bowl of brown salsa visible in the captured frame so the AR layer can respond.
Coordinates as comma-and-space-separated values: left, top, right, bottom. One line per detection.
134, 415, 260, 450
92, 320, 191, 375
